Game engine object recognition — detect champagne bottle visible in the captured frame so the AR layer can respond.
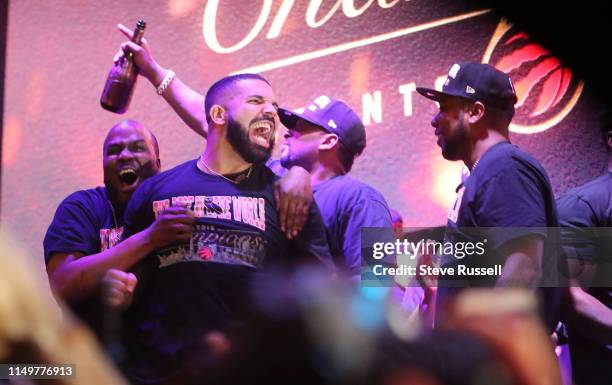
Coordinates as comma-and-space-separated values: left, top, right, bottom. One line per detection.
100, 19, 146, 113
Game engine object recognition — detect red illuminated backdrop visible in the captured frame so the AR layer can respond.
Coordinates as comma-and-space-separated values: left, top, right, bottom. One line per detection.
2, 0, 608, 268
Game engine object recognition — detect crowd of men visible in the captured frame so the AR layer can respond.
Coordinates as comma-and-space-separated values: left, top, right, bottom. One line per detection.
40, 24, 611, 385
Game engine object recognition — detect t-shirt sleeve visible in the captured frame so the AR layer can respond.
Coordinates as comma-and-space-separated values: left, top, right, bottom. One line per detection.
265, 158, 288, 177
557, 193, 598, 262
344, 199, 395, 276
292, 201, 335, 272
43, 193, 101, 264
474, 162, 549, 249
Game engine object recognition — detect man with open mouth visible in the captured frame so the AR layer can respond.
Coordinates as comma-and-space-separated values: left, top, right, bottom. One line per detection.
44, 119, 195, 343
117, 23, 316, 239
116, 27, 396, 280
43, 112, 320, 349
113, 73, 334, 385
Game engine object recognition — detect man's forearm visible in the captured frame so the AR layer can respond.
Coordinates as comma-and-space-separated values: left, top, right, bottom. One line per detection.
565, 286, 612, 344
496, 236, 543, 288
49, 229, 155, 302
497, 253, 541, 287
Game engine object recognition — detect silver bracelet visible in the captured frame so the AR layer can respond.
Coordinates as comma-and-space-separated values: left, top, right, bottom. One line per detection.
156, 69, 175, 95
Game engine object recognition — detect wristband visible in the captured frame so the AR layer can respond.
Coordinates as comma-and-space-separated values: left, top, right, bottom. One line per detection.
156, 69, 175, 95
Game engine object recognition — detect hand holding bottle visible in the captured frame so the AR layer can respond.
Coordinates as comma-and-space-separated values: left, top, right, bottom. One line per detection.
100, 20, 146, 113
116, 23, 168, 90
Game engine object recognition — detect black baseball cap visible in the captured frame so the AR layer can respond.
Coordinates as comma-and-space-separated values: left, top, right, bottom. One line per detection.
278, 95, 366, 156
417, 62, 518, 117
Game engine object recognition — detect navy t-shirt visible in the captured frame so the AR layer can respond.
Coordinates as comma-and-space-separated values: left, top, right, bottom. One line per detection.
43, 186, 124, 338
313, 174, 395, 276
557, 172, 612, 385
438, 141, 562, 329
120, 159, 333, 383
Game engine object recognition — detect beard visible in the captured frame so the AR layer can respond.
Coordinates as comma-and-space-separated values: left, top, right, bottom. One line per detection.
226, 115, 274, 165
440, 119, 470, 161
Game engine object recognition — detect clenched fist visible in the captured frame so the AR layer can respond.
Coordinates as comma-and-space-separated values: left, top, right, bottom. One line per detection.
102, 268, 138, 309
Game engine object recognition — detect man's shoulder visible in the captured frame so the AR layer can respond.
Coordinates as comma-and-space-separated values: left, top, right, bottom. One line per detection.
563, 173, 612, 202
60, 186, 108, 209
558, 173, 612, 222
138, 159, 198, 189
316, 175, 391, 219
482, 142, 543, 171
509, 145, 548, 173
154, 159, 197, 179
321, 175, 386, 201
476, 142, 550, 187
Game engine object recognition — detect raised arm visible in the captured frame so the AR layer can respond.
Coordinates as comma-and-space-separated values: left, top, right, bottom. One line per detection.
117, 24, 208, 138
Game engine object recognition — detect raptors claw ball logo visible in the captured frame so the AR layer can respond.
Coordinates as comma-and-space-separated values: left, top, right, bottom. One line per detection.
483, 19, 583, 134
198, 246, 213, 261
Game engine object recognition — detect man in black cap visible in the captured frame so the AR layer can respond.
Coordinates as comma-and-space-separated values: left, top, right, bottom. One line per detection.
278, 95, 395, 278
416, 62, 562, 330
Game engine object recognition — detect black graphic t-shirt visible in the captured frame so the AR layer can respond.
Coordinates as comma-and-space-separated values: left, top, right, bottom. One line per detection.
43, 186, 124, 338
120, 159, 332, 383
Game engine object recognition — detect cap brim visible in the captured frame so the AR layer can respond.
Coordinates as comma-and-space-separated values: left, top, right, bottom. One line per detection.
278, 108, 299, 129
416, 87, 452, 101
278, 107, 327, 132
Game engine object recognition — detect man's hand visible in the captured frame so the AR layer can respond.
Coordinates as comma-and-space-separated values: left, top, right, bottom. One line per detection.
103, 269, 137, 309
115, 23, 166, 86
145, 206, 195, 249
274, 166, 312, 239
415, 244, 438, 307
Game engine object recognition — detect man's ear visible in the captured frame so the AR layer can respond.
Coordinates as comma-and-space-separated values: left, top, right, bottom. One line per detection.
319, 133, 340, 151
157, 157, 161, 169
209, 105, 227, 125
468, 101, 486, 124
606, 132, 612, 149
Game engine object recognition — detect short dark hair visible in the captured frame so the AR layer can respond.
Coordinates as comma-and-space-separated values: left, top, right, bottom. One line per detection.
204, 73, 271, 124
104, 120, 160, 156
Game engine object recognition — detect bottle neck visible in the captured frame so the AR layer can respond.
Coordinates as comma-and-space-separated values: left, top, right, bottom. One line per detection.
132, 28, 145, 44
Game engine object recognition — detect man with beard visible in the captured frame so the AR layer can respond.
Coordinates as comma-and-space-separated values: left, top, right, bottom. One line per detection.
118, 73, 333, 384
114, 29, 393, 282
416, 62, 562, 331
277, 95, 395, 279
116, 24, 312, 239
43, 120, 195, 340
